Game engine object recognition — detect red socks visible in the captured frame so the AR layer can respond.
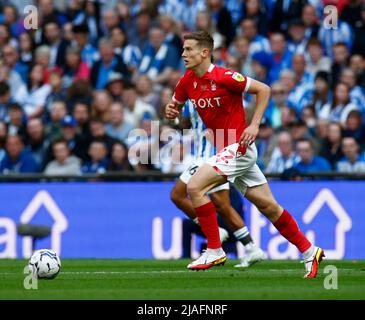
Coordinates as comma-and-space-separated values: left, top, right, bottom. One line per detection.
273, 209, 312, 253
195, 201, 221, 249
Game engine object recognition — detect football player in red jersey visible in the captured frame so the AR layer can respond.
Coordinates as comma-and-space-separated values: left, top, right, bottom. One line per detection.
165, 31, 324, 278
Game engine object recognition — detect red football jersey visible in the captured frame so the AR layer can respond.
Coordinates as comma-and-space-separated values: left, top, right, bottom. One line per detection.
173, 64, 251, 151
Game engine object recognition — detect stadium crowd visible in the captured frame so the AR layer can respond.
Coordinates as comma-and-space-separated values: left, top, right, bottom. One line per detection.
0, 0, 364, 176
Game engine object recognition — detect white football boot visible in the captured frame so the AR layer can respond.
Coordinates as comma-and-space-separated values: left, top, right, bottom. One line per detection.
187, 248, 227, 270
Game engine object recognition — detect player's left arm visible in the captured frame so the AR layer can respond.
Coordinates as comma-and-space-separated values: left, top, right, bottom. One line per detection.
240, 79, 271, 147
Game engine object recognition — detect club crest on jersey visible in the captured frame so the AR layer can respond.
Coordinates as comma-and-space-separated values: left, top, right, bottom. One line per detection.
232, 72, 244, 82
211, 80, 217, 91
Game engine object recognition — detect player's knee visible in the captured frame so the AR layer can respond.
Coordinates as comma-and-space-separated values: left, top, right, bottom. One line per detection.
257, 200, 281, 219
187, 181, 203, 199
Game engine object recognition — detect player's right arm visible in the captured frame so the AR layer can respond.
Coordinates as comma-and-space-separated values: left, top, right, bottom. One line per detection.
165, 76, 188, 120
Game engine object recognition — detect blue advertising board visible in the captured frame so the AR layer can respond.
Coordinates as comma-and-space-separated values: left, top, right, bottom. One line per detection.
0, 181, 363, 259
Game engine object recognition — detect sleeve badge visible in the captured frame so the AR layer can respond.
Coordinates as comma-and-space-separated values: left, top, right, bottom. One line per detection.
232, 72, 245, 82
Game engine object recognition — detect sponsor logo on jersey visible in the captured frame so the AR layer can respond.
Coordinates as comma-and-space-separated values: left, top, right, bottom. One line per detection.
232, 72, 244, 82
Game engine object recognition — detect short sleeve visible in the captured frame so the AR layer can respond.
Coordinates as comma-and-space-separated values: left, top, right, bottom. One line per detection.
221, 71, 251, 94
173, 77, 188, 105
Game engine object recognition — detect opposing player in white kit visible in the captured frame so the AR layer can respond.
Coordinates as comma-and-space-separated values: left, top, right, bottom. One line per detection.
170, 100, 267, 268
165, 31, 324, 278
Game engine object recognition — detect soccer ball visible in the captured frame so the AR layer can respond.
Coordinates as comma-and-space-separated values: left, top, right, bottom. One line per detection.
28, 249, 61, 279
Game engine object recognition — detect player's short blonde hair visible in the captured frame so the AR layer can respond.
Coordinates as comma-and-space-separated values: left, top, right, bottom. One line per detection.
184, 31, 214, 53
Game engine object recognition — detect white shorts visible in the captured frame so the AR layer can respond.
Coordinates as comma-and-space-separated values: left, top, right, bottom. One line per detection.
206, 142, 267, 195
179, 158, 230, 195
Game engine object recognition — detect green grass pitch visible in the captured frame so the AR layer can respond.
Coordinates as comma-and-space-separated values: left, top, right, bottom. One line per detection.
0, 259, 364, 300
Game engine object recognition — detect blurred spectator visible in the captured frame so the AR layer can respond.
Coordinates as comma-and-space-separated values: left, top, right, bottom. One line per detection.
105, 101, 134, 144
44, 70, 67, 114
72, 23, 99, 68
44, 115, 88, 165
349, 54, 365, 89
305, 38, 331, 77
2, 43, 28, 83
62, 22, 74, 43
280, 66, 312, 114
2, 4, 25, 38
22, 64, 52, 118
62, 46, 90, 88
287, 18, 308, 54
81, 140, 109, 174
352, 3, 365, 55
238, 18, 270, 58
251, 51, 272, 84
104, 72, 125, 102
38, 0, 68, 32
241, 0, 268, 36
340, 0, 363, 29
301, 105, 317, 132
0, 81, 12, 121
232, 36, 254, 77
107, 141, 133, 171
255, 117, 276, 168
294, 138, 331, 173
206, 0, 235, 47
319, 82, 358, 125
315, 119, 330, 143
127, 9, 152, 54
72, 101, 91, 141
136, 74, 160, 111
34, 45, 61, 83
44, 138, 81, 176
336, 136, 365, 173
43, 19, 70, 68
288, 119, 320, 153
101, 10, 121, 37
319, 122, 344, 169
44, 100, 67, 141
266, 130, 300, 173
268, 32, 292, 83
89, 118, 118, 156
18, 32, 35, 74
25, 118, 50, 169
110, 26, 142, 73
271, 0, 306, 33
122, 82, 157, 128
340, 68, 365, 115
265, 81, 289, 129
0, 135, 39, 173
138, 27, 180, 85
7, 103, 26, 138
0, 57, 27, 104
311, 71, 332, 118
91, 89, 112, 123
158, 15, 183, 56
0, 23, 18, 50
302, 4, 320, 39
90, 37, 130, 89
343, 110, 365, 150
